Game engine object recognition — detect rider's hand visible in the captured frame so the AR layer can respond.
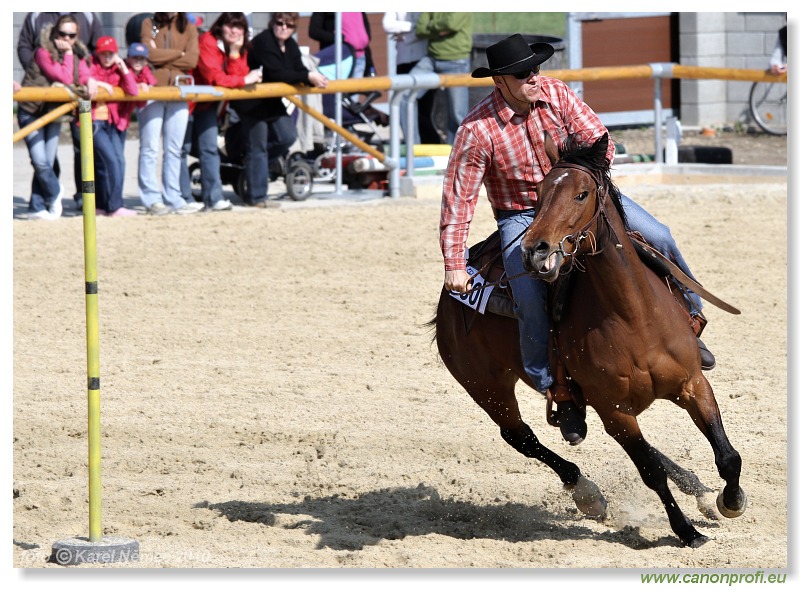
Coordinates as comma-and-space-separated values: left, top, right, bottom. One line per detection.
444, 269, 472, 293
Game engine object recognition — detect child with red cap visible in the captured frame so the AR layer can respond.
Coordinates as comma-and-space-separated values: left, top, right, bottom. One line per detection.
88, 35, 139, 216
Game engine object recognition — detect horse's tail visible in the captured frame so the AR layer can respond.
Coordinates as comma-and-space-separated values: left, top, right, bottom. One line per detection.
422, 313, 438, 345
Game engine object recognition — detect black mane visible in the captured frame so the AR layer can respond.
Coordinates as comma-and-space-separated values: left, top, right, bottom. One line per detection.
558, 134, 626, 227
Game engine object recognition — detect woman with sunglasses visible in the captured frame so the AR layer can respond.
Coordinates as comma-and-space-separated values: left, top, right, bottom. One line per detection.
17, 14, 94, 220
190, 12, 263, 212
440, 34, 715, 447
235, 12, 327, 207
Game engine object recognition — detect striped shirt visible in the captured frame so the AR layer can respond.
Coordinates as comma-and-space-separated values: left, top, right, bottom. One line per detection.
439, 76, 615, 270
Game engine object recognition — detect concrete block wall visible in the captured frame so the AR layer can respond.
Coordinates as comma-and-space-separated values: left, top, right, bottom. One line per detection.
679, 11, 786, 127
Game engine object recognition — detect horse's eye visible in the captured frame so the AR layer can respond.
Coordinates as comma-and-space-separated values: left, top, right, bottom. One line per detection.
576, 191, 589, 201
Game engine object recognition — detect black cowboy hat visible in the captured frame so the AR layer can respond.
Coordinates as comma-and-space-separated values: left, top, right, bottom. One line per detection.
471, 33, 555, 78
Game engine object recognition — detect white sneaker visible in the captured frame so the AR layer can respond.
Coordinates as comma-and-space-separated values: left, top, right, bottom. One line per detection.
147, 202, 171, 216
211, 199, 233, 211
175, 201, 205, 214
48, 185, 64, 218
29, 209, 57, 221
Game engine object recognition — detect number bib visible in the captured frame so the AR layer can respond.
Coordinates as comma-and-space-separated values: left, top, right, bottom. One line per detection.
447, 262, 495, 314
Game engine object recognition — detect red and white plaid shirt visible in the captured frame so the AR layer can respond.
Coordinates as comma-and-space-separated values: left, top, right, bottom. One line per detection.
439, 76, 615, 270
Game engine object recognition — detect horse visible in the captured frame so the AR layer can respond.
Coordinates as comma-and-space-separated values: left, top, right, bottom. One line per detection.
431, 132, 746, 547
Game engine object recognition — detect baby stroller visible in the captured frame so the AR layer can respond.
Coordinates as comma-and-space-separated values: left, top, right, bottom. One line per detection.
188, 105, 315, 202
300, 42, 389, 183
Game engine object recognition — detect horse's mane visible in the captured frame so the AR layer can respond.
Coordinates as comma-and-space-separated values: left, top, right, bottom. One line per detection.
558, 135, 627, 227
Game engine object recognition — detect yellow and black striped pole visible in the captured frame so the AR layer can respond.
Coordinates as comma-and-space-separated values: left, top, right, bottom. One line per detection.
50, 100, 139, 565
78, 100, 102, 543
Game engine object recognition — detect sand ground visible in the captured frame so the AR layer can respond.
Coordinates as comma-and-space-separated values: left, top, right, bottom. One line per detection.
10, 133, 788, 577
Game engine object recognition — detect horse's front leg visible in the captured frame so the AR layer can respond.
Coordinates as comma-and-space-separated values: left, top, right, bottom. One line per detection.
597, 408, 710, 547
672, 378, 747, 519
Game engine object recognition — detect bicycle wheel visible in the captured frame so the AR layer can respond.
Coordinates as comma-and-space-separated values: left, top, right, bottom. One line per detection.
749, 81, 787, 136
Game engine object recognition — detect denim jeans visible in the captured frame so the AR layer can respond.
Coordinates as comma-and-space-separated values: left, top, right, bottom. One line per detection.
138, 100, 190, 209
409, 55, 471, 144
192, 108, 225, 207
18, 109, 61, 213
179, 113, 194, 201
496, 209, 553, 394
241, 114, 297, 204
621, 194, 703, 314
92, 121, 126, 213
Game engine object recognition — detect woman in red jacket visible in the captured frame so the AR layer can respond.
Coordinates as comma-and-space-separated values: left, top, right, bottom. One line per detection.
191, 12, 262, 211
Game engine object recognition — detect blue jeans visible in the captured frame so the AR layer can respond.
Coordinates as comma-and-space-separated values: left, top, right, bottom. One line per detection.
138, 100, 190, 209
193, 108, 225, 207
179, 113, 194, 201
240, 114, 297, 204
18, 108, 61, 213
621, 194, 703, 314
409, 55, 470, 144
92, 121, 126, 213
497, 209, 554, 394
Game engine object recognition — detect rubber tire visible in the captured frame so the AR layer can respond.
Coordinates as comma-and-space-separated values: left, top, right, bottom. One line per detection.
286, 161, 313, 201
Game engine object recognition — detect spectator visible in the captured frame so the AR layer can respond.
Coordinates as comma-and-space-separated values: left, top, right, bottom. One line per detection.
17, 11, 104, 212
136, 12, 201, 215
236, 12, 327, 207
86, 35, 139, 217
309, 12, 375, 78
16, 15, 93, 220
190, 12, 262, 212
769, 24, 787, 75
382, 12, 439, 144
411, 13, 473, 145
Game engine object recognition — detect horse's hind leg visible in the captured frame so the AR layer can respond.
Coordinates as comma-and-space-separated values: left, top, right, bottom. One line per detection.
598, 409, 709, 547
650, 447, 718, 520
673, 379, 747, 519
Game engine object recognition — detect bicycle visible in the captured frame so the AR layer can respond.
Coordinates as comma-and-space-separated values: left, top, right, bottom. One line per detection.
748, 75, 787, 136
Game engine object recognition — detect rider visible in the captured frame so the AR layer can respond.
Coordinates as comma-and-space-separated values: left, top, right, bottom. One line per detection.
440, 34, 715, 446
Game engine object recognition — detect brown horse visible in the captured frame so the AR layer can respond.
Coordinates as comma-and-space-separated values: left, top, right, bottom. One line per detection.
431, 132, 746, 547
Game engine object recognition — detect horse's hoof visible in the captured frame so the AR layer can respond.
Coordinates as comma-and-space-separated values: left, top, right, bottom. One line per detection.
717, 488, 748, 518
696, 493, 719, 520
688, 534, 712, 548
571, 476, 608, 518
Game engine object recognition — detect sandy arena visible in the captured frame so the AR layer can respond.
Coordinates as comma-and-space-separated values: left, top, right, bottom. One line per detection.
11, 134, 787, 573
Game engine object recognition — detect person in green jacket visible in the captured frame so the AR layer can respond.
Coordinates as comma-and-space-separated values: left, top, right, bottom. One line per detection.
409, 13, 473, 144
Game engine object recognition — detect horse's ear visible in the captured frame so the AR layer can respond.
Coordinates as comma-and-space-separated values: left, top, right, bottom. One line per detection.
594, 132, 609, 155
544, 132, 559, 165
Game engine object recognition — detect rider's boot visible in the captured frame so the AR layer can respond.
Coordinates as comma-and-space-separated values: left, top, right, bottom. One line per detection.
690, 312, 716, 371
548, 362, 586, 446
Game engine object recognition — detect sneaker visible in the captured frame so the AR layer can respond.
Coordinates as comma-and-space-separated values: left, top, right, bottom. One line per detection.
253, 199, 280, 209
147, 202, 171, 216
107, 207, 138, 218
28, 209, 57, 221
555, 400, 587, 446
175, 201, 204, 214
211, 199, 233, 211
48, 185, 64, 218
95, 209, 107, 216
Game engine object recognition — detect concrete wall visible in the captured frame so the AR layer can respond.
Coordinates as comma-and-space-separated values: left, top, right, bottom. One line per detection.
679, 12, 786, 127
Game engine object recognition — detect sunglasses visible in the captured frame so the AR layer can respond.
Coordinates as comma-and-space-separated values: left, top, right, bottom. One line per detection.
274, 20, 296, 29
57, 31, 78, 39
513, 65, 540, 80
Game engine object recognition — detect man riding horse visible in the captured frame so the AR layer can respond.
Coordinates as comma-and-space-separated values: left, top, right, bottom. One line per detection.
440, 33, 714, 445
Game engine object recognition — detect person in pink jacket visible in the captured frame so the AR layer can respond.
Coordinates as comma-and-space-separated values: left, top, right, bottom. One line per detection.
190, 12, 262, 211
86, 35, 139, 216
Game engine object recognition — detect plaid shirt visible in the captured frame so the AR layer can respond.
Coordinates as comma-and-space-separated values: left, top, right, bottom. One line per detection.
440, 76, 615, 270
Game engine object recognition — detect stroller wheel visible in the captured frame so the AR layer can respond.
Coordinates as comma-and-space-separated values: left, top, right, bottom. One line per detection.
188, 162, 203, 202
314, 154, 335, 181
286, 161, 313, 201
235, 171, 247, 199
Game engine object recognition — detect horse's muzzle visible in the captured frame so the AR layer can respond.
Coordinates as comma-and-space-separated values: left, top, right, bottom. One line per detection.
522, 239, 563, 282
